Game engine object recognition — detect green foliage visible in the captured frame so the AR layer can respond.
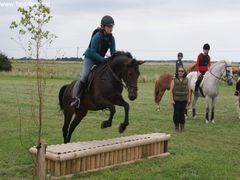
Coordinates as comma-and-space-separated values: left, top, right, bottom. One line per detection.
0, 52, 12, 71
10, 0, 57, 59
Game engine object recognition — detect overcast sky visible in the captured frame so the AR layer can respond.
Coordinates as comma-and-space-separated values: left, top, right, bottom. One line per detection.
0, 0, 240, 61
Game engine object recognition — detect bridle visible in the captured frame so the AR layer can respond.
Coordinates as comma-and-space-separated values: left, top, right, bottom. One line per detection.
209, 61, 233, 82
107, 61, 138, 91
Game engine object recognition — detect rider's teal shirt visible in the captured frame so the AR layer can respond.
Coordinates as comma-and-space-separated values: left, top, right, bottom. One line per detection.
84, 32, 116, 62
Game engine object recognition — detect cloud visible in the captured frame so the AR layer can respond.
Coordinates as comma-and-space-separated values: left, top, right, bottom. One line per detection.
1, 0, 240, 60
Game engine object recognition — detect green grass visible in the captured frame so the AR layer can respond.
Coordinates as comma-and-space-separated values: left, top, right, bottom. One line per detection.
0, 61, 240, 179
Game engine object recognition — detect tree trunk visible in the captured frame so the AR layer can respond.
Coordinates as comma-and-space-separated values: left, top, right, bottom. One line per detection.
36, 139, 46, 180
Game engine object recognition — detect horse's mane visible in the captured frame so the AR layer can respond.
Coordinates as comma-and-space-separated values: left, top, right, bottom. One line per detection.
97, 51, 134, 76
109, 51, 133, 60
209, 60, 229, 71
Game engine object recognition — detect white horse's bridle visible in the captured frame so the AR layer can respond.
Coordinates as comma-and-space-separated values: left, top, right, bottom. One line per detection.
209, 61, 233, 82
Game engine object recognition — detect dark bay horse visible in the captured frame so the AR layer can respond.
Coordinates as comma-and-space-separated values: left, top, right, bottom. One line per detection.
59, 52, 144, 143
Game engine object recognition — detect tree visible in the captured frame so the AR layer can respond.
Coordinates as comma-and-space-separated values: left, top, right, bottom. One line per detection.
0, 52, 12, 71
10, 0, 57, 178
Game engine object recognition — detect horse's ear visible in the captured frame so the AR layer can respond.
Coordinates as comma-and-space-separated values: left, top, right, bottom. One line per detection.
137, 60, 145, 65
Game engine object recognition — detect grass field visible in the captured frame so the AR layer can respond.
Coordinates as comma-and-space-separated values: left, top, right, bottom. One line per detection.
0, 61, 240, 179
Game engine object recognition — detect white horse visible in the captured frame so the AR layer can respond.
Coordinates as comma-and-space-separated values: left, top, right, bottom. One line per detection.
187, 60, 233, 123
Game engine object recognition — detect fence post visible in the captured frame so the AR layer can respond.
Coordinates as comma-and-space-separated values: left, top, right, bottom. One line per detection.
36, 139, 47, 180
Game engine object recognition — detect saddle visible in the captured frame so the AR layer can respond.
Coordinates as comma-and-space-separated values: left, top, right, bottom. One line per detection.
72, 65, 98, 98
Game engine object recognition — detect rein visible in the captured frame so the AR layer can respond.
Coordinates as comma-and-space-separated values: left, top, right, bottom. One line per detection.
209, 62, 233, 82
107, 62, 127, 89
106, 61, 138, 91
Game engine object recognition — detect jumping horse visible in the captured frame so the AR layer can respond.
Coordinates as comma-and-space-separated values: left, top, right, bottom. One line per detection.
59, 51, 144, 143
187, 60, 233, 123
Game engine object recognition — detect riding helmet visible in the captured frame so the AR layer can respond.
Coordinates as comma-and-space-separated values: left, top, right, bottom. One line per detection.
203, 43, 210, 50
177, 52, 183, 57
101, 15, 115, 26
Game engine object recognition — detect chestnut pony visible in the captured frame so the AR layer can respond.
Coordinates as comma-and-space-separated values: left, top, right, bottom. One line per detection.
154, 64, 195, 111
59, 51, 144, 143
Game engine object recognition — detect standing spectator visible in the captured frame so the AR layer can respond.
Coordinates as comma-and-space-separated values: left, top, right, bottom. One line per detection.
170, 67, 191, 131
194, 43, 211, 96
175, 52, 184, 74
234, 78, 240, 96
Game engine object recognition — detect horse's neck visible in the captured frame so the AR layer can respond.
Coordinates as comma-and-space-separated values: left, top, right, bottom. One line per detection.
109, 60, 124, 79
210, 63, 224, 78
208, 63, 225, 82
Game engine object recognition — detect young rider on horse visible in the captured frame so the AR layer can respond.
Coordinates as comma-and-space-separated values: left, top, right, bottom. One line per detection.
71, 15, 116, 108
194, 43, 211, 96
175, 52, 184, 74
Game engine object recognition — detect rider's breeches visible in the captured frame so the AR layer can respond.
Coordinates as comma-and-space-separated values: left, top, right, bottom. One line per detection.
80, 57, 96, 83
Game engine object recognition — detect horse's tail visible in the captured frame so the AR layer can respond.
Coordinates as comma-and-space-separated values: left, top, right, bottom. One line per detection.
59, 84, 68, 111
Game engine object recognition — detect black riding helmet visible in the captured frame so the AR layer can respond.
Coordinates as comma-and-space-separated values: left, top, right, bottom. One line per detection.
101, 15, 114, 26
203, 43, 210, 50
177, 52, 183, 57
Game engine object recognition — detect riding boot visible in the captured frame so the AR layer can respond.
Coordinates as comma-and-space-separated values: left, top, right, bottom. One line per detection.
70, 81, 86, 108
194, 76, 202, 96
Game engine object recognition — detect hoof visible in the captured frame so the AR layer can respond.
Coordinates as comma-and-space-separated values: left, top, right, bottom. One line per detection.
193, 116, 197, 119
205, 120, 209, 124
211, 120, 215, 124
101, 120, 112, 129
119, 123, 127, 133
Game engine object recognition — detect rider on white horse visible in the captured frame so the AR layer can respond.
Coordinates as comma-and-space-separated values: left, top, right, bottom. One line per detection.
194, 43, 211, 96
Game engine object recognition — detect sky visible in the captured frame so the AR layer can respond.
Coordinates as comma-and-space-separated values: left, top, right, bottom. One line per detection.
0, 0, 240, 61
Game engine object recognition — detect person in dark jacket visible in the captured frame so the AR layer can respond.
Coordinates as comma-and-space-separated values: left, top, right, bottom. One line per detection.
234, 78, 240, 96
194, 43, 211, 96
71, 15, 116, 108
170, 67, 191, 132
175, 52, 183, 74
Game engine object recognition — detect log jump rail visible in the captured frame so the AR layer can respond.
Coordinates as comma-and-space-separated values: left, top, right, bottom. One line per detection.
29, 133, 170, 178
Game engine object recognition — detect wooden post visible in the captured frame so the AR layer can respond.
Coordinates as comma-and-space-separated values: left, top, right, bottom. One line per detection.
36, 139, 47, 180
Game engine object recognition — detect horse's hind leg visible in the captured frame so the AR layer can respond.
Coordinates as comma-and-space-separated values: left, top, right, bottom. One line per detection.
155, 89, 165, 111
65, 109, 88, 143
211, 97, 217, 124
205, 96, 210, 124
62, 110, 73, 143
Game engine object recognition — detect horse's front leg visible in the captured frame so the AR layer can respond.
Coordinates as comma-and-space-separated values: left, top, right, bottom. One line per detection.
101, 103, 116, 129
114, 96, 129, 133
211, 97, 217, 123
119, 101, 129, 133
192, 95, 198, 119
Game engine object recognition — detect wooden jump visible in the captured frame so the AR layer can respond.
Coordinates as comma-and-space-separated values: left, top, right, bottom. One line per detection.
29, 133, 170, 178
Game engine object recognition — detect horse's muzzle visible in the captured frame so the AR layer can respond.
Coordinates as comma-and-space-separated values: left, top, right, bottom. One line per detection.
128, 86, 137, 101
129, 95, 137, 101
227, 81, 233, 86
226, 78, 233, 86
